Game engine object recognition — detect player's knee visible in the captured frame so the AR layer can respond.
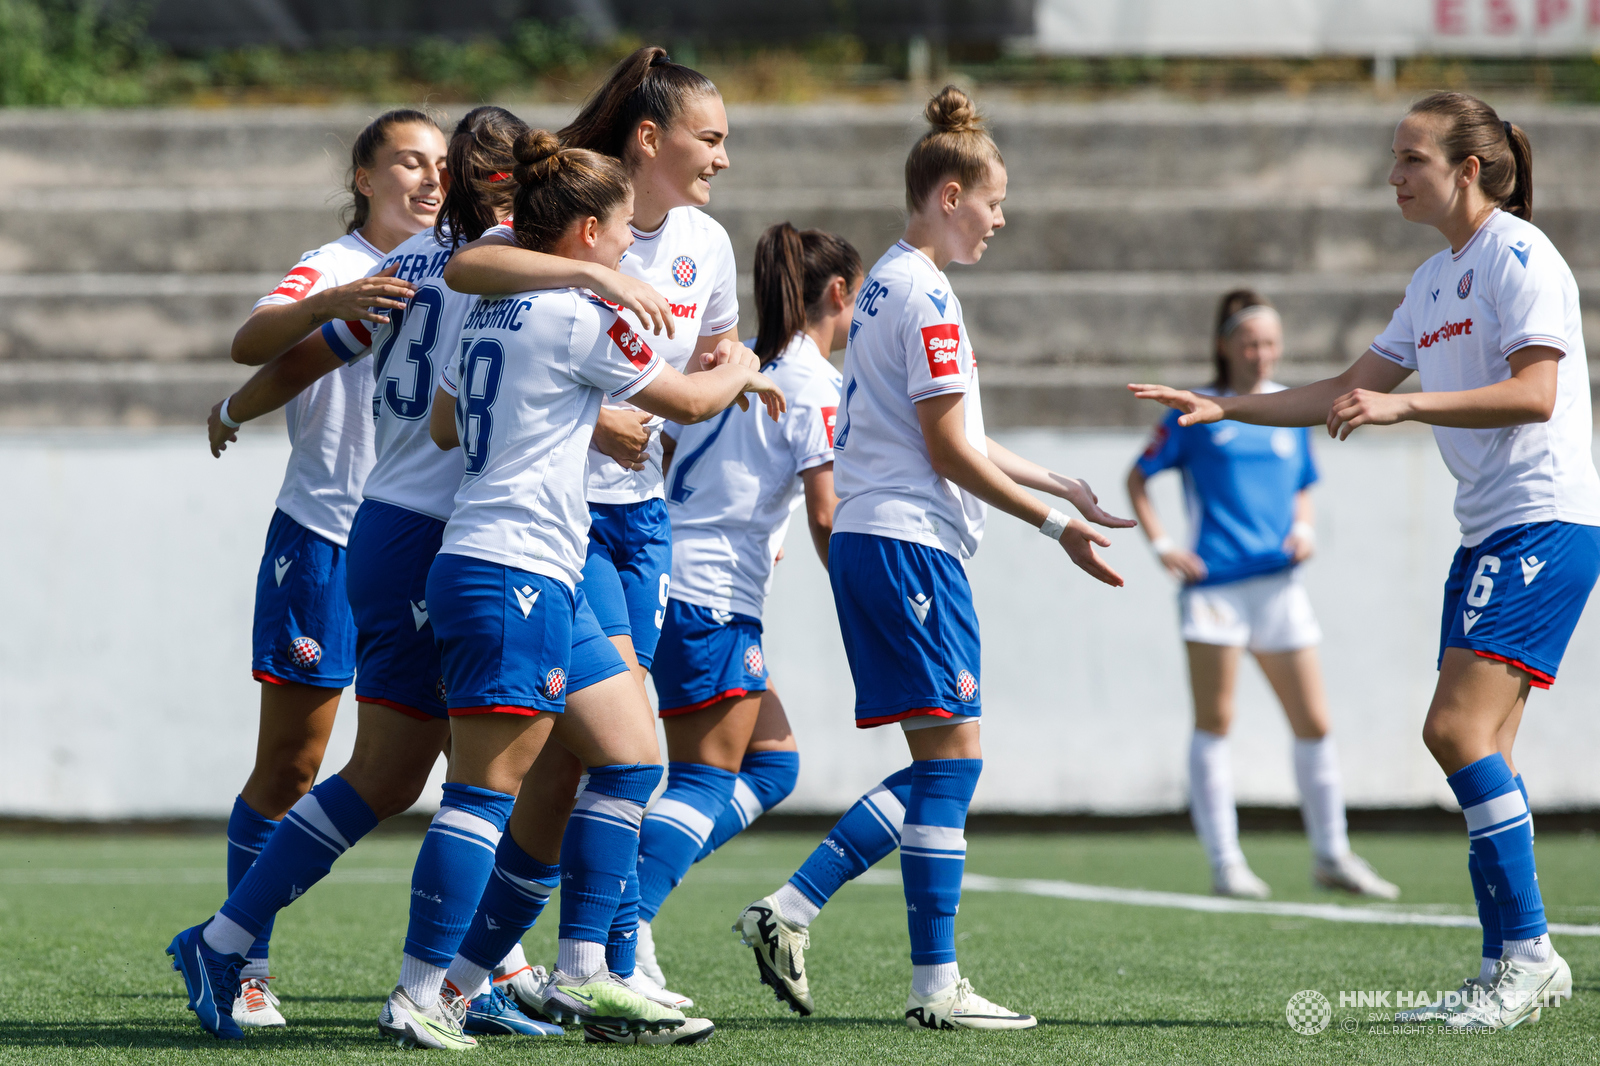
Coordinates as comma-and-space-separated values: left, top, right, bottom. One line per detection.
247, 759, 318, 813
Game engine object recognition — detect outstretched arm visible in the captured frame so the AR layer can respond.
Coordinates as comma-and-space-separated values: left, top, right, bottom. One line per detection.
208, 333, 344, 457
1129, 351, 1412, 429
442, 239, 676, 339
986, 436, 1136, 529
1326, 346, 1558, 438
918, 394, 1124, 587
631, 363, 786, 426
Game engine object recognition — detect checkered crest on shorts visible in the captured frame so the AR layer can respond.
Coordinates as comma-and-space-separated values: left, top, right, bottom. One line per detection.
955, 669, 977, 702
744, 644, 764, 676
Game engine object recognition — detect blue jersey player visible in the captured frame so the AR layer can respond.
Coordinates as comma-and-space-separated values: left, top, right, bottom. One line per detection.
1134, 93, 1599, 1031
1128, 288, 1398, 902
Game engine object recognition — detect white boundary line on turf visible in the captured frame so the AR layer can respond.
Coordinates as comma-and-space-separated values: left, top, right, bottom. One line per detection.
860, 871, 1600, 937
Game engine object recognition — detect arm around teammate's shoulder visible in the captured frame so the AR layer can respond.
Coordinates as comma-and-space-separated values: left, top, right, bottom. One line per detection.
631, 362, 785, 426
916, 393, 1124, 586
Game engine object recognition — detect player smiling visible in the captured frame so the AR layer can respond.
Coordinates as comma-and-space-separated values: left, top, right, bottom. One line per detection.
1132, 91, 1597, 1033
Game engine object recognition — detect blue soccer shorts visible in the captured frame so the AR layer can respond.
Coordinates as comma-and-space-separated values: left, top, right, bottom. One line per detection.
251, 508, 357, 688
829, 531, 982, 728
1438, 520, 1600, 688
346, 499, 447, 720
425, 553, 629, 716
583, 499, 672, 670
651, 599, 768, 716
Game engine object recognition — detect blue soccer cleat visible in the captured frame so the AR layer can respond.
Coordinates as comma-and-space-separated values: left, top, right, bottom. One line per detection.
464, 983, 565, 1037
166, 922, 246, 1040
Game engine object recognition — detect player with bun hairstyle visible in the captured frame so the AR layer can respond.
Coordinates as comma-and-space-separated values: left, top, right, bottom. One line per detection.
1133, 92, 1594, 1032
174, 108, 564, 1042
365, 129, 780, 1050
735, 87, 1134, 1032
1127, 288, 1399, 902
181, 109, 444, 1033
623, 222, 860, 1005
442, 45, 757, 1007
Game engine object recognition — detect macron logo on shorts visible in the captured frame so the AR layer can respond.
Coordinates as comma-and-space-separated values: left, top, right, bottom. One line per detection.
920, 323, 962, 378
908, 592, 931, 625
1521, 556, 1546, 585
608, 318, 654, 369
514, 585, 540, 618
274, 556, 292, 586
269, 266, 321, 301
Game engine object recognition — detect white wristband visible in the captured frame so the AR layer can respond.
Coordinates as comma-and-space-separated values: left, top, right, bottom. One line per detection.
1150, 535, 1177, 556
1291, 521, 1315, 545
219, 396, 241, 429
1039, 508, 1070, 542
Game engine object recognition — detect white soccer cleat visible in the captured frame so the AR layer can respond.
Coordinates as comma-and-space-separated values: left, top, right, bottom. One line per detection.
1394, 975, 1488, 1023
233, 976, 286, 1028
1314, 852, 1400, 900
1213, 861, 1271, 899
634, 920, 668, 989
734, 895, 814, 1016
584, 1016, 716, 1045
377, 984, 477, 1050
492, 963, 558, 1023
1445, 951, 1571, 1031
904, 978, 1037, 1031
623, 969, 694, 1011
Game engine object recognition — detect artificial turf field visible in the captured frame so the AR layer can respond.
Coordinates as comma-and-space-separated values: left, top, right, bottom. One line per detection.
2, 831, 1597, 1065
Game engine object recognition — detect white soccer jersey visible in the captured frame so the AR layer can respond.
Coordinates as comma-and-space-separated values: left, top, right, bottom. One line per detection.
832, 240, 988, 559
436, 289, 665, 586
324, 229, 471, 522
254, 232, 384, 546
664, 333, 841, 619
1371, 210, 1600, 545
484, 208, 739, 503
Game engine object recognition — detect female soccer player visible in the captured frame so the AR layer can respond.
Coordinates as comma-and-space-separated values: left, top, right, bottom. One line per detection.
1126, 289, 1398, 902
636, 222, 860, 1000
209, 109, 444, 1028
1132, 92, 1594, 1032
372, 130, 780, 1050
737, 87, 1135, 1032
441, 45, 754, 997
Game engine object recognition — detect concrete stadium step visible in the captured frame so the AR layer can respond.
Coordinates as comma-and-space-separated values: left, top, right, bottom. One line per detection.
7, 267, 1597, 366
11, 186, 1600, 276
6, 102, 1600, 193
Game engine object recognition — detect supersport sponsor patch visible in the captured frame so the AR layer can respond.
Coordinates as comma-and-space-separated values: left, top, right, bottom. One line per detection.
821, 405, 838, 447
920, 322, 962, 378
269, 266, 322, 301
1418, 317, 1473, 349
608, 317, 654, 369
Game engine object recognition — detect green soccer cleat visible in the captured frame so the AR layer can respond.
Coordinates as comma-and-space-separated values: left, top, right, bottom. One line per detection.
377, 984, 478, 1050
538, 968, 685, 1033
584, 1016, 716, 1045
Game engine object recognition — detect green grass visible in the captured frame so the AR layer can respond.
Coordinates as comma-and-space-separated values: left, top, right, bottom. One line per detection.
2, 831, 1598, 1063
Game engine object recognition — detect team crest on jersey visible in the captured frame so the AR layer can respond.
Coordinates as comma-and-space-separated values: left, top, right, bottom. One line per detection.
671, 255, 697, 287
955, 670, 977, 702
288, 636, 322, 668
744, 644, 765, 676
544, 668, 566, 699
436, 677, 448, 703
608, 318, 655, 369
920, 323, 961, 378
1457, 269, 1474, 299
269, 266, 321, 301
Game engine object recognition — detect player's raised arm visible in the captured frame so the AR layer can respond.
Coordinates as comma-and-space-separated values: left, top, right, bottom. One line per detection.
1129, 350, 1411, 430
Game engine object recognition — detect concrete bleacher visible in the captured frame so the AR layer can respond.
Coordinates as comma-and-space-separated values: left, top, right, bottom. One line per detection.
3, 100, 1597, 427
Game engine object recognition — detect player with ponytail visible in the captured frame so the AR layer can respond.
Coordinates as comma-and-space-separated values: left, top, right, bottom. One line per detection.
736, 87, 1135, 1031
1134, 92, 1594, 1032
624, 222, 861, 1001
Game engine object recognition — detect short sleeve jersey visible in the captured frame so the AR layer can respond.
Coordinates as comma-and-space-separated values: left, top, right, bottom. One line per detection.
482, 207, 739, 504
323, 229, 470, 522
664, 332, 842, 618
436, 289, 665, 587
831, 240, 988, 559
1370, 210, 1600, 545
1136, 383, 1318, 587
253, 232, 384, 546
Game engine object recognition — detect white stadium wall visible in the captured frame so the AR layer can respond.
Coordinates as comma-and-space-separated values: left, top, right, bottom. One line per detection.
3, 426, 1599, 818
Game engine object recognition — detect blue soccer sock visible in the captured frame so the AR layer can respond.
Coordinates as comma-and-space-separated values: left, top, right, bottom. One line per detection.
901, 759, 981, 979
607, 867, 641, 978
448, 835, 559, 996
694, 750, 800, 863
558, 764, 661, 975
226, 796, 280, 976
637, 761, 738, 922
1447, 755, 1545, 950
786, 767, 913, 919
211, 776, 378, 957
400, 783, 515, 1007
1468, 846, 1502, 965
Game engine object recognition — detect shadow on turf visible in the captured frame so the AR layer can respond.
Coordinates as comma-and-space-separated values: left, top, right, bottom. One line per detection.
0, 1019, 415, 1050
